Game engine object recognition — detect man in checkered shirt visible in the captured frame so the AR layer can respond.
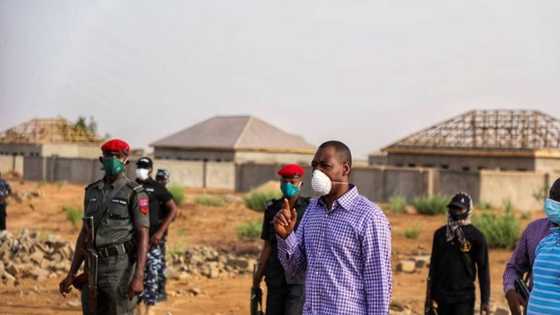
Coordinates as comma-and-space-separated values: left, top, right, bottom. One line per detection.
273, 140, 392, 315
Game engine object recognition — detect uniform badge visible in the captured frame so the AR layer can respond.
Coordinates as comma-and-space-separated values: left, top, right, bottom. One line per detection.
461, 240, 472, 252
139, 197, 149, 215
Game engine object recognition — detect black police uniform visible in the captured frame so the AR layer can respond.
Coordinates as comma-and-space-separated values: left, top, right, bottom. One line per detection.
137, 177, 173, 238
137, 177, 173, 304
261, 197, 310, 315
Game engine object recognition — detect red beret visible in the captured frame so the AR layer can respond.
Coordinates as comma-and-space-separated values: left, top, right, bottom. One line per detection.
278, 164, 305, 178
101, 139, 130, 156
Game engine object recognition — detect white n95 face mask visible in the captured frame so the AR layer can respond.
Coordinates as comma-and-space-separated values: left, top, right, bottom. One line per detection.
136, 168, 149, 181
311, 169, 333, 196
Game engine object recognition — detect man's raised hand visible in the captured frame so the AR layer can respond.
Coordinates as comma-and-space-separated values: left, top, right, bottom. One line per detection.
273, 198, 297, 239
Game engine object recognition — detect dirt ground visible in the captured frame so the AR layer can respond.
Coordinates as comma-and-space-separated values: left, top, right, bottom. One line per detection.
0, 179, 538, 314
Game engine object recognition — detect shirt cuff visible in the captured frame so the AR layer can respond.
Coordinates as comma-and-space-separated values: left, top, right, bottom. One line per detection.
276, 232, 296, 256
504, 284, 516, 294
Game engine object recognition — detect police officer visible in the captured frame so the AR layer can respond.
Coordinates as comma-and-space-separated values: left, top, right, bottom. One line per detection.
154, 168, 171, 300
59, 139, 150, 315
0, 171, 12, 231
155, 169, 170, 187
253, 164, 309, 315
135, 158, 177, 314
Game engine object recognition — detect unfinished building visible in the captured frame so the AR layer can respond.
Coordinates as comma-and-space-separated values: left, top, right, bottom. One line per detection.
377, 110, 560, 173
0, 118, 101, 158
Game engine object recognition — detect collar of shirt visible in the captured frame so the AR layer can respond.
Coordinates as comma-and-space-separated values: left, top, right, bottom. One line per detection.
137, 177, 156, 185
318, 184, 358, 212
294, 196, 309, 209
100, 173, 127, 190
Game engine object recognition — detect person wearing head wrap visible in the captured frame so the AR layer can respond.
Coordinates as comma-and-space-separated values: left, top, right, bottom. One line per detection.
427, 192, 491, 315
252, 164, 309, 315
59, 139, 150, 315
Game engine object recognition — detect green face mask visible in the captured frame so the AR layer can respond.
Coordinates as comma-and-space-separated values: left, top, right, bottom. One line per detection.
281, 182, 301, 198
102, 156, 125, 176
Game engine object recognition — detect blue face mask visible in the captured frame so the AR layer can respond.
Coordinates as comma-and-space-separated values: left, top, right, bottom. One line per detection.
544, 198, 560, 224
281, 182, 301, 198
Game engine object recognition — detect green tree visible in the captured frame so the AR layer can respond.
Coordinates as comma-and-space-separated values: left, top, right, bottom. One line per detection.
74, 116, 88, 132
87, 116, 98, 134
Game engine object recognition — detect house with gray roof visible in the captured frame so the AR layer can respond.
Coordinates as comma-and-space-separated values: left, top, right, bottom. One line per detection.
151, 115, 315, 164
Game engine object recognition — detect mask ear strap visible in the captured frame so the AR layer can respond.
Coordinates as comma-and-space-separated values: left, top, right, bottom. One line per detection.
332, 180, 348, 184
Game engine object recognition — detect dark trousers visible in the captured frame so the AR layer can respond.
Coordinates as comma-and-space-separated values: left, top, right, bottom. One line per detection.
436, 300, 474, 315
81, 254, 137, 315
0, 204, 6, 231
266, 284, 304, 315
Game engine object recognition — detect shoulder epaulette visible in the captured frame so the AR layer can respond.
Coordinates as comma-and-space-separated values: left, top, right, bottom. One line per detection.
126, 181, 145, 193
264, 200, 274, 209
85, 179, 103, 191
265, 198, 282, 210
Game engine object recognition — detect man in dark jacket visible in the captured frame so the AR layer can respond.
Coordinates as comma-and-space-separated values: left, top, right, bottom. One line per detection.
427, 192, 491, 315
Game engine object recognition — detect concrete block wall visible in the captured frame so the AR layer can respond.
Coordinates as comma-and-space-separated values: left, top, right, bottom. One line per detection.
23, 157, 45, 181
205, 162, 236, 190
235, 163, 282, 192
386, 153, 536, 172
479, 171, 546, 211
17, 156, 555, 211
22, 156, 237, 190
148, 159, 205, 188
382, 168, 431, 201
436, 170, 481, 203
0, 155, 24, 175
234, 151, 313, 165
349, 167, 385, 201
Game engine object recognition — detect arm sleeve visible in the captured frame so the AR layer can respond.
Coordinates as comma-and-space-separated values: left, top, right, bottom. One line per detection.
476, 232, 491, 305
276, 211, 308, 278
260, 208, 270, 241
159, 187, 173, 204
428, 230, 440, 293
83, 190, 88, 212
503, 227, 531, 293
131, 191, 150, 229
363, 213, 392, 315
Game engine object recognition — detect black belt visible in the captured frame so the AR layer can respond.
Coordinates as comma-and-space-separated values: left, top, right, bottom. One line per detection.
97, 240, 135, 258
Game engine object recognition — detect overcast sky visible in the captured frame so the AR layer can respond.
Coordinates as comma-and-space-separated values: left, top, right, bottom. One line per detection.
1, 1, 560, 158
